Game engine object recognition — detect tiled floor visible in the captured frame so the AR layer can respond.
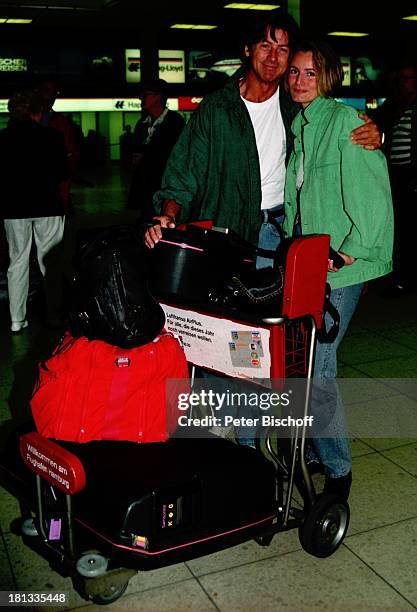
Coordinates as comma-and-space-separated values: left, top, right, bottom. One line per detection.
0, 165, 416, 611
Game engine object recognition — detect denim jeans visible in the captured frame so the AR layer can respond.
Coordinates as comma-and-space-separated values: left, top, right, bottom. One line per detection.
309, 282, 364, 478
256, 206, 284, 269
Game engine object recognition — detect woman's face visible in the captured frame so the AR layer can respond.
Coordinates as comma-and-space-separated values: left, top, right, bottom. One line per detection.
287, 51, 319, 108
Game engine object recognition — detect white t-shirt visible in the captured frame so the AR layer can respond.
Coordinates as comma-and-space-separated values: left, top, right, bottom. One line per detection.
242, 86, 286, 210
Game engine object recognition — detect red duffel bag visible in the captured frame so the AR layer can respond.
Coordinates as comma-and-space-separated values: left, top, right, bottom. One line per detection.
31, 332, 189, 444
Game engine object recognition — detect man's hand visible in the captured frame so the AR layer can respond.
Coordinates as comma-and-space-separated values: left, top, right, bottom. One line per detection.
350, 113, 382, 150
144, 215, 176, 249
328, 252, 356, 272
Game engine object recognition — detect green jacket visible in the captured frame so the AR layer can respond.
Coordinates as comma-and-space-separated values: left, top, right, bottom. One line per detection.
283, 96, 394, 289
154, 75, 298, 245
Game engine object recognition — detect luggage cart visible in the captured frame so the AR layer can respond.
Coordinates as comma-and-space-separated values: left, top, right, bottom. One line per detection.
0, 234, 349, 606
157, 232, 349, 546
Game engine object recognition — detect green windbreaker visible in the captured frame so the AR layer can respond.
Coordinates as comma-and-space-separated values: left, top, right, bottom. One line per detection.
154, 75, 298, 245
283, 96, 394, 289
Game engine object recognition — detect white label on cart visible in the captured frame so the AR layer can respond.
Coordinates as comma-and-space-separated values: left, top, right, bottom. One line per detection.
161, 304, 271, 379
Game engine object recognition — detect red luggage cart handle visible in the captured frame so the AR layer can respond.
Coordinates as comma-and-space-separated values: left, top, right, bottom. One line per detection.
20, 432, 86, 495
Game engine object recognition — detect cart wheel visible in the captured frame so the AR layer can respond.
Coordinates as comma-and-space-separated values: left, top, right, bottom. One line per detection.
254, 534, 274, 547
21, 518, 38, 537
298, 493, 349, 558
90, 581, 129, 605
76, 553, 108, 578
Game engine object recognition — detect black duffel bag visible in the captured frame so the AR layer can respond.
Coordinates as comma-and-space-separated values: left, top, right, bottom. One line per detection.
68, 225, 165, 348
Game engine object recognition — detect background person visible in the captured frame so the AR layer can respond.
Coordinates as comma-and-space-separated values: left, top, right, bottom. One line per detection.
145, 13, 381, 268
119, 124, 135, 167
371, 62, 417, 297
284, 40, 394, 499
127, 79, 185, 223
37, 77, 80, 214
0, 90, 68, 332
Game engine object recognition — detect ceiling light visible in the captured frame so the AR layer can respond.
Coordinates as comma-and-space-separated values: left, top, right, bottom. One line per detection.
224, 3, 280, 10
402, 15, 417, 20
22, 3, 96, 8
170, 24, 217, 29
0, 18, 33, 23
328, 31, 369, 37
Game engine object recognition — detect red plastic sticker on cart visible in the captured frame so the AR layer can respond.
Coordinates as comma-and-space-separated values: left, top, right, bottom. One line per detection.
19, 432, 86, 495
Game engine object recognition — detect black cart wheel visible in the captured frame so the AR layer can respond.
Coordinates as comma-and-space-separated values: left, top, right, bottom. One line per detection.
254, 534, 274, 547
299, 493, 349, 558
90, 581, 129, 605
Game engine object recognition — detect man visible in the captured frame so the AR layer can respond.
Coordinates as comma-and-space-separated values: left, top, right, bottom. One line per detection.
127, 79, 185, 222
372, 63, 417, 296
144, 15, 381, 499
0, 89, 68, 331
145, 13, 381, 267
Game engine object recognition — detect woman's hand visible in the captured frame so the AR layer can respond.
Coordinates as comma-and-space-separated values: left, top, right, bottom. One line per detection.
328, 252, 356, 272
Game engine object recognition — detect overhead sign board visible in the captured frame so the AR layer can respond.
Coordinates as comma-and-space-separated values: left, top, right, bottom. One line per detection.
0, 58, 27, 72
125, 49, 141, 83
159, 50, 185, 83
0, 98, 179, 113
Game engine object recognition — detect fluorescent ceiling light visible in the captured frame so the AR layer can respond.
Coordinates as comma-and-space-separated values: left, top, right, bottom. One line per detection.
328, 31, 369, 37
170, 24, 217, 29
22, 3, 96, 8
402, 15, 417, 20
224, 3, 280, 10
0, 18, 33, 23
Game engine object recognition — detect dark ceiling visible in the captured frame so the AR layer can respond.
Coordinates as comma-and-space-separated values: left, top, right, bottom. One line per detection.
0, 0, 416, 97
1, 0, 416, 45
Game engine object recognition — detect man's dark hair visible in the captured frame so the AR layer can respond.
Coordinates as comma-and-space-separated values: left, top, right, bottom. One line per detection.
138, 78, 168, 106
241, 11, 300, 49
8, 89, 43, 120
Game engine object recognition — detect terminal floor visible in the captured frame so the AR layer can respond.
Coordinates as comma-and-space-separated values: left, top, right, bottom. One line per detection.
0, 165, 416, 611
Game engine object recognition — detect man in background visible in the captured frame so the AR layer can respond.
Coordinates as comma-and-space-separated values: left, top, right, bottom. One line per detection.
127, 79, 185, 222
372, 63, 417, 296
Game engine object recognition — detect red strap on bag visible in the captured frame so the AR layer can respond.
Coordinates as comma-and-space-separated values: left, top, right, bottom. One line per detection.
101, 353, 132, 440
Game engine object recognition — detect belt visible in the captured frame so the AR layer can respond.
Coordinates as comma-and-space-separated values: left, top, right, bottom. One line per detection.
262, 206, 285, 223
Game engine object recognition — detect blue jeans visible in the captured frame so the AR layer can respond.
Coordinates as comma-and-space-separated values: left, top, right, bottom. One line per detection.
309, 282, 363, 478
256, 207, 284, 269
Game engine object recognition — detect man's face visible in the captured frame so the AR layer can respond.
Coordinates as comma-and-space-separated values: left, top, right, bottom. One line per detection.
140, 91, 161, 114
245, 27, 290, 86
398, 67, 417, 103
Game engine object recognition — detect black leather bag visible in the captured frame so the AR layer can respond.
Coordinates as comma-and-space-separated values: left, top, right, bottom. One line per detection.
68, 225, 165, 348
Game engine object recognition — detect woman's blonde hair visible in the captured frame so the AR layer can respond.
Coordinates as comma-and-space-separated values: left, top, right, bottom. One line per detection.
289, 40, 344, 97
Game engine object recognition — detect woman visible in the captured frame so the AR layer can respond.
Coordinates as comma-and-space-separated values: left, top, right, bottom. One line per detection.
283, 41, 393, 499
